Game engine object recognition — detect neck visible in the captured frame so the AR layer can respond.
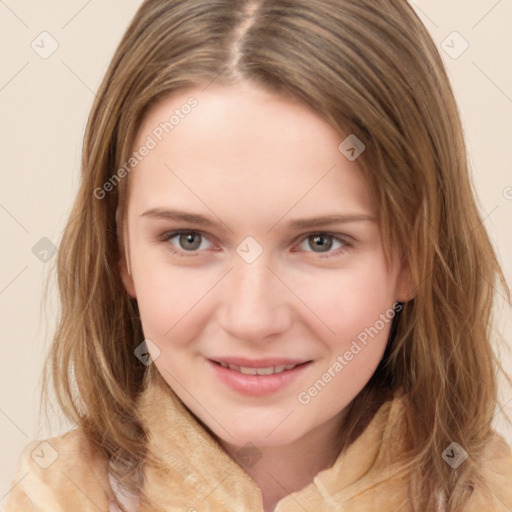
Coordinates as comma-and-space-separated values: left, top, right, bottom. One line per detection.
218, 413, 344, 512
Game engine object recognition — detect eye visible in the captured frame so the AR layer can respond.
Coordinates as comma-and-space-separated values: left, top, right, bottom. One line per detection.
295, 232, 351, 258
159, 230, 352, 259
160, 230, 214, 256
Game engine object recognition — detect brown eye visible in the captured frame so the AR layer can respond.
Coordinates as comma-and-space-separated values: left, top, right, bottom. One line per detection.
178, 232, 202, 251
160, 230, 214, 256
308, 234, 334, 252
296, 232, 351, 258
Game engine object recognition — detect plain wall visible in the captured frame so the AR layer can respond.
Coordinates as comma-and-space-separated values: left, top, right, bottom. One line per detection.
1, 0, 511, 505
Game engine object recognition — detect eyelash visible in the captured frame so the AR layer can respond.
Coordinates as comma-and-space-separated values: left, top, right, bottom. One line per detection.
158, 229, 352, 259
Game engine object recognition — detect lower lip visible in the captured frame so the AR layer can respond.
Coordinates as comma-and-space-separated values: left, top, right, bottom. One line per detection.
207, 359, 312, 397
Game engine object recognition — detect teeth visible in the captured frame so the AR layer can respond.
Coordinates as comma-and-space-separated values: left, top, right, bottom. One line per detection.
256, 367, 275, 376
238, 366, 258, 375
220, 362, 300, 375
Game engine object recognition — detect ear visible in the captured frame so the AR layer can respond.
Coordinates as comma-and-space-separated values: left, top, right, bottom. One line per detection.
395, 259, 416, 303
117, 207, 137, 299
119, 248, 137, 299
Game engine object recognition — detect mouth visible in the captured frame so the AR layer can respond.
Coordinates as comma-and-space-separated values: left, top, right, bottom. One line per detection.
207, 357, 313, 396
211, 360, 310, 375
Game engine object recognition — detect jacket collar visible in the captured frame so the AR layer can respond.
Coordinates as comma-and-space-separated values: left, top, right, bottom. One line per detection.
132, 366, 408, 511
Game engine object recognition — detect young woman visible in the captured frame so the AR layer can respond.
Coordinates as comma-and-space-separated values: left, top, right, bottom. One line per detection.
6, 0, 512, 511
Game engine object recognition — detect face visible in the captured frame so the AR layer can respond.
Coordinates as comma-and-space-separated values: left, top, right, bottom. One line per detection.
120, 81, 411, 449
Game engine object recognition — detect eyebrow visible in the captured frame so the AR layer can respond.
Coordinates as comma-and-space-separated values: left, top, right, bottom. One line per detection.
140, 207, 376, 230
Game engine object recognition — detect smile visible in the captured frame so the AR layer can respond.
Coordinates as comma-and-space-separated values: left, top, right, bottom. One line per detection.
216, 362, 299, 375
208, 358, 312, 396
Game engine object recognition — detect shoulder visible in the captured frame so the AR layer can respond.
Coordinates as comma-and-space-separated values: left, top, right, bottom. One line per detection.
465, 430, 512, 511
4, 428, 114, 511
371, 395, 512, 511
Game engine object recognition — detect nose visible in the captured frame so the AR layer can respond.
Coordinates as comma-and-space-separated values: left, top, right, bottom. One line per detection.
217, 256, 292, 343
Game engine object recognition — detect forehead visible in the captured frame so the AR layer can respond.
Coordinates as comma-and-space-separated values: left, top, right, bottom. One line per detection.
128, 82, 374, 221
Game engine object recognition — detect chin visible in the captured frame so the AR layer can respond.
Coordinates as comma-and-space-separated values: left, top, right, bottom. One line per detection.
213, 419, 308, 449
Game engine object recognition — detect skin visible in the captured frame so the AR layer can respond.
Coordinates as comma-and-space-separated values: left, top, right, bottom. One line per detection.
119, 81, 412, 511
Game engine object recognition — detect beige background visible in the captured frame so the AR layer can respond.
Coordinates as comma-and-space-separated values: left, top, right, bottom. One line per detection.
1, 0, 511, 505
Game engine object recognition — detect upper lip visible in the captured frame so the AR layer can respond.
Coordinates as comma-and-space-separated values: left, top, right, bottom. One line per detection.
210, 357, 311, 368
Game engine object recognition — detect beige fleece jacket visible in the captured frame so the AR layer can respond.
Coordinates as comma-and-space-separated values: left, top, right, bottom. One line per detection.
5, 372, 512, 511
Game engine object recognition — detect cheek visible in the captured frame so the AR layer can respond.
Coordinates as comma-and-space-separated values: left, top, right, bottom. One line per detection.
296, 257, 397, 343
296, 264, 397, 412
130, 248, 215, 340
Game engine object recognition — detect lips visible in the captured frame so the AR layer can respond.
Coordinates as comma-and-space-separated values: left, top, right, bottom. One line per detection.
211, 357, 310, 366
208, 357, 312, 396
213, 361, 305, 375
211, 357, 310, 373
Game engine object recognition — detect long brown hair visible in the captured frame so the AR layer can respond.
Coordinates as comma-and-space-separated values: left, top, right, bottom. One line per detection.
40, 1, 511, 510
